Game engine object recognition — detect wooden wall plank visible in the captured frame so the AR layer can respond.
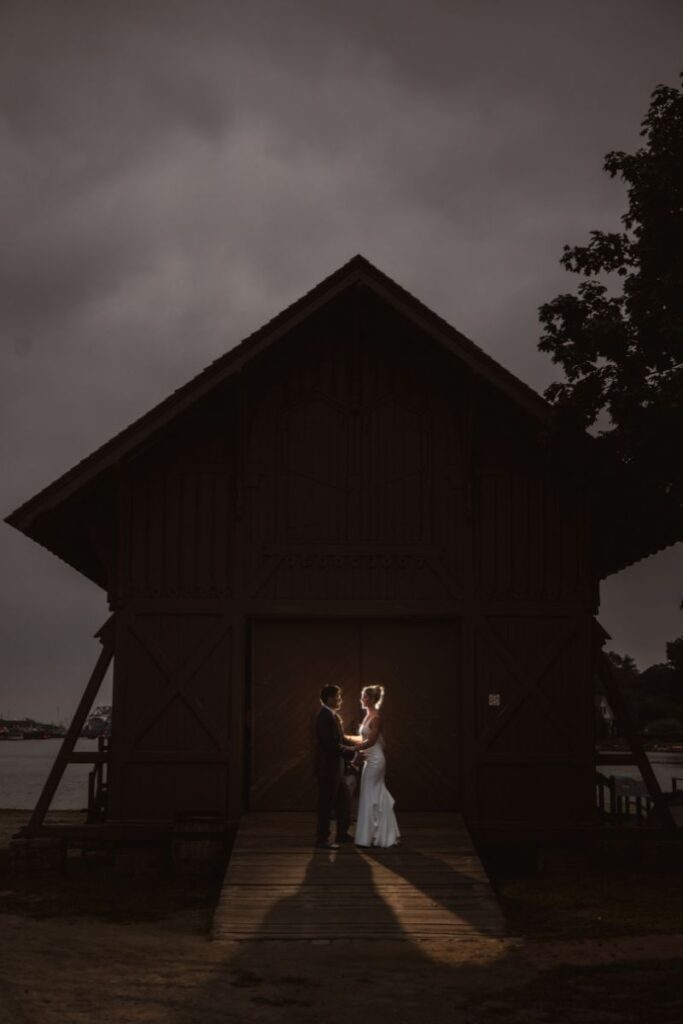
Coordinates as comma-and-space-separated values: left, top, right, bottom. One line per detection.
106, 285, 596, 831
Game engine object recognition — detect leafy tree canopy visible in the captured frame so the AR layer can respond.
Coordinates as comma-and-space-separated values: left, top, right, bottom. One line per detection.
606, 631, 683, 730
666, 633, 683, 674
538, 72, 683, 522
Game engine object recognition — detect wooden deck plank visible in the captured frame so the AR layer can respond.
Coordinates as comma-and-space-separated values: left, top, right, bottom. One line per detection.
212, 812, 505, 941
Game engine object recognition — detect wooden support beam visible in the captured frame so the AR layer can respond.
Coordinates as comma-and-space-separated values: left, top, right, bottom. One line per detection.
19, 822, 172, 842
23, 616, 115, 838
596, 649, 676, 833
595, 752, 640, 765
67, 751, 108, 763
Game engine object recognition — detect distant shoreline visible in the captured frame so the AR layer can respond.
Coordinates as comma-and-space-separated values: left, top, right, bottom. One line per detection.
597, 741, 683, 754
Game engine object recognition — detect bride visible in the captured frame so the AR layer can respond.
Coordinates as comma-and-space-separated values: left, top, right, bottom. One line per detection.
350, 685, 400, 848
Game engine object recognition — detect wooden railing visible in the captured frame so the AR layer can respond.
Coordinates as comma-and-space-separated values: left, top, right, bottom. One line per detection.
87, 735, 110, 823
595, 770, 655, 824
594, 648, 676, 832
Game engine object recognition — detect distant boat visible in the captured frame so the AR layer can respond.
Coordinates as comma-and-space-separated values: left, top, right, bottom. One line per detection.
82, 705, 112, 738
1, 722, 66, 740
1, 729, 25, 740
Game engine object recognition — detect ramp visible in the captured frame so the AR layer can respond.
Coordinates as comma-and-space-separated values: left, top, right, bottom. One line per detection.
212, 812, 505, 941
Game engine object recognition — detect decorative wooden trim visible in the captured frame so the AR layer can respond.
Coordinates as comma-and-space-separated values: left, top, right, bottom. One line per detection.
253, 551, 451, 583
241, 599, 598, 618
122, 598, 232, 612
110, 596, 600, 619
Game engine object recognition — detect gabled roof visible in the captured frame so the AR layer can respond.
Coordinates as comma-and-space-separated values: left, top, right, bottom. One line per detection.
7, 254, 681, 586
6, 254, 551, 538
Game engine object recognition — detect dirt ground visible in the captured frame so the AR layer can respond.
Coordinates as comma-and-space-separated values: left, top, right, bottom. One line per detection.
2, 811, 683, 1024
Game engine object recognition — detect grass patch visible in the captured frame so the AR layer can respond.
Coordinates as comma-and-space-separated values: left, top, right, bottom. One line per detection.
462, 959, 683, 1023
485, 843, 683, 940
0, 847, 221, 928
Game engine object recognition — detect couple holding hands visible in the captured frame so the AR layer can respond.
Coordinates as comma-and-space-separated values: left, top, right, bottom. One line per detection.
314, 683, 400, 850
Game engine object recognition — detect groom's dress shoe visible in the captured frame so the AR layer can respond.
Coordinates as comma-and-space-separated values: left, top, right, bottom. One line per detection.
315, 840, 339, 850
336, 833, 354, 844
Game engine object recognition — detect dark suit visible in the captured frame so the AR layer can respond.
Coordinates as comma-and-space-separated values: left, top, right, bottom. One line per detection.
314, 705, 351, 843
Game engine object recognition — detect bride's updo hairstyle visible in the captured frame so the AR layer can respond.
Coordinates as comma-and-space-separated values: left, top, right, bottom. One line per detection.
362, 684, 385, 708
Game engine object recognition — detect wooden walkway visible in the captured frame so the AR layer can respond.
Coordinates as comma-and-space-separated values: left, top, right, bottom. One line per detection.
212, 812, 506, 941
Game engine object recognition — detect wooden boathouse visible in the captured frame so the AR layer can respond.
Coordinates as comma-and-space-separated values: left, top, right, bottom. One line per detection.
6, 255, 678, 854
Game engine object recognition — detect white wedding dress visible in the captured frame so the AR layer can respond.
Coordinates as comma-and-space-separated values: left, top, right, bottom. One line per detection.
354, 717, 400, 847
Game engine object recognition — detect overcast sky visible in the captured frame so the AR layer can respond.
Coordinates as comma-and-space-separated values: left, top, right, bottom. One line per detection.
1, 0, 681, 722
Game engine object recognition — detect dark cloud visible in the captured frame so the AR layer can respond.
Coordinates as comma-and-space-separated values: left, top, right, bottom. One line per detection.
1, 0, 682, 718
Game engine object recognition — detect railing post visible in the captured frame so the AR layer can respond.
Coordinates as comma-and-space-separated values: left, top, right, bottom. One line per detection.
596, 650, 676, 833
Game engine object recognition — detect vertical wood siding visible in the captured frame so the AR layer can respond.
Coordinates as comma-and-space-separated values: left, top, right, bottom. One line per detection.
469, 612, 594, 824
118, 402, 235, 599
110, 607, 233, 821
109, 284, 596, 828
475, 473, 589, 599
122, 468, 232, 597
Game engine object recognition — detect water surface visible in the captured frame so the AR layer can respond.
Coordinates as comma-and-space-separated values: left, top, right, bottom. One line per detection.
2, 739, 682, 810
0, 738, 100, 809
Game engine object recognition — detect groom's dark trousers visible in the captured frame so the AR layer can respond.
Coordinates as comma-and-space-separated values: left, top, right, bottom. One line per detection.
314, 706, 351, 843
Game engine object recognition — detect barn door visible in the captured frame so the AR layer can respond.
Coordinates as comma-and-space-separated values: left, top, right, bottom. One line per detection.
361, 620, 460, 811
250, 621, 357, 811
249, 619, 460, 812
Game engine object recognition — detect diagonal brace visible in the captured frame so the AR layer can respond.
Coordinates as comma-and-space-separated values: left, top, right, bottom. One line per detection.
22, 616, 115, 837
596, 649, 676, 832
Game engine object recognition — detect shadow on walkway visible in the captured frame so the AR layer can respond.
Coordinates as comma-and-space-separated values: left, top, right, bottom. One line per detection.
178, 839, 520, 1024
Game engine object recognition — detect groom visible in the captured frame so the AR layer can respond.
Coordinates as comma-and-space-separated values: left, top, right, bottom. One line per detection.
314, 684, 354, 849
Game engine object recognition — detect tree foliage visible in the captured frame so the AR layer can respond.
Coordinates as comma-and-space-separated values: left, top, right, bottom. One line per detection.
666, 633, 683, 674
538, 73, 683, 515
607, 634, 683, 731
